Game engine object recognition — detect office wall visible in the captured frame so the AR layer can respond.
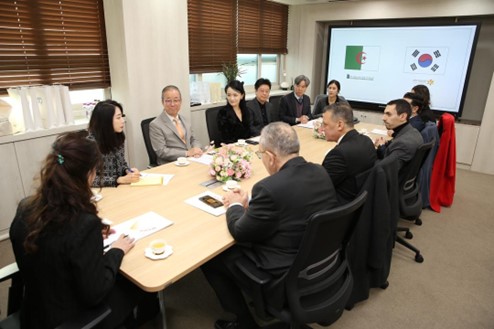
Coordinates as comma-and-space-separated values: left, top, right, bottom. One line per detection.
286, 0, 494, 122
103, 0, 190, 169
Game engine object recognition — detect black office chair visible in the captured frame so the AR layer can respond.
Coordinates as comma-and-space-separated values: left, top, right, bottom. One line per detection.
0, 262, 111, 329
396, 141, 434, 263
418, 122, 439, 211
234, 192, 368, 328
205, 107, 222, 147
140, 117, 158, 168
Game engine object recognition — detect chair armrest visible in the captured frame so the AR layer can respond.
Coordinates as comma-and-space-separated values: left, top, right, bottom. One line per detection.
0, 263, 19, 282
235, 257, 273, 285
55, 304, 111, 329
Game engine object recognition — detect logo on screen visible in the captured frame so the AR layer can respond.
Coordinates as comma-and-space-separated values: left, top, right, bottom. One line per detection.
404, 48, 449, 74
344, 45, 380, 71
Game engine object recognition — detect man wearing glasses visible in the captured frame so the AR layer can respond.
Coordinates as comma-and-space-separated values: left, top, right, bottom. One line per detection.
202, 122, 338, 329
149, 85, 203, 164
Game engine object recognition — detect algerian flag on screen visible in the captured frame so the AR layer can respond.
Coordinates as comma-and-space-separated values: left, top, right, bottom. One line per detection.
344, 45, 380, 71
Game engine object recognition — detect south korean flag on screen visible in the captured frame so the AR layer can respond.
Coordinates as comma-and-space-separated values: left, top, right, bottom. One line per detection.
404, 47, 449, 74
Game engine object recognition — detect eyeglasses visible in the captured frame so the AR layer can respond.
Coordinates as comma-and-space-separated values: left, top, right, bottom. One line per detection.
164, 99, 182, 105
255, 150, 266, 159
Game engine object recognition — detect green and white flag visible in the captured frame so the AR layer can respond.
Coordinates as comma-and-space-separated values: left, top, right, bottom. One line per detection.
344, 45, 380, 71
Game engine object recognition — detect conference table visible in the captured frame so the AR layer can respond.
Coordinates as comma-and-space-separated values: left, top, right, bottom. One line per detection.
96, 121, 387, 327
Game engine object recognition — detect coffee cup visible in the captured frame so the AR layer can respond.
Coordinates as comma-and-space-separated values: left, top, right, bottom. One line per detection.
226, 180, 239, 190
177, 157, 187, 165
237, 139, 246, 145
149, 239, 167, 255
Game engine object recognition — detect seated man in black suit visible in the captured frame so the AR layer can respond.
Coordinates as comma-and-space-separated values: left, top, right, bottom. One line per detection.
374, 98, 424, 170
279, 75, 312, 125
248, 78, 275, 136
321, 104, 376, 204
202, 122, 339, 329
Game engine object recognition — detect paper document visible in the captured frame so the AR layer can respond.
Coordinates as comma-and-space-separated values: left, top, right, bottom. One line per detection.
370, 128, 389, 136
103, 211, 174, 248
297, 120, 315, 129
185, 191, 226, 217
188, 154, 214, 166
139, 173, 174, 185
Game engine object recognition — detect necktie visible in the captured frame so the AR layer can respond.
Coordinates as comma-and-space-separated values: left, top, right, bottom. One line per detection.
174, 118, 185, 143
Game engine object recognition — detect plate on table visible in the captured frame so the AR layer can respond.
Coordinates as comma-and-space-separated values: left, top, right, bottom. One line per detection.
144, 245, 173, 260
174, 161, 190, 167
223, 184, 241, 192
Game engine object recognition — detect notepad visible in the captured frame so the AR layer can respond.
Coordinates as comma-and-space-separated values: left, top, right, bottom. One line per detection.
130, 175, 163, 186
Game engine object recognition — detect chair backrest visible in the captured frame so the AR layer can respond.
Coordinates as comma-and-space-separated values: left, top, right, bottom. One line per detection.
283, 191, 368, 326
399, 141, 434, 218
419, 122, 439, 208
140, 117, 158, 168
205, 107, 222, 147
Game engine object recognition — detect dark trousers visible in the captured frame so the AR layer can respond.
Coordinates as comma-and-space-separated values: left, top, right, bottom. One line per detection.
201, 246, 258, 328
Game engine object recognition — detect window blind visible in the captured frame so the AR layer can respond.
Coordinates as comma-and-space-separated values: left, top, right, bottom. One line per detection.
0, 0, 110, 95
238, 0, 288, 54
187, 0, 237, 74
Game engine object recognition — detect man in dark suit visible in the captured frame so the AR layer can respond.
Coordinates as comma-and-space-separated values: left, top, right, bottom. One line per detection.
321, 104, 376, 203
202, 122, 338, 329
149, 85, 203, 164
248, 78, 274, 136
375, 98, 424, 170
279, 74, 312, 125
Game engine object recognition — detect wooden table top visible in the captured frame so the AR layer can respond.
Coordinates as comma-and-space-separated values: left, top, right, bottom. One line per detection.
97, 121, 386, 292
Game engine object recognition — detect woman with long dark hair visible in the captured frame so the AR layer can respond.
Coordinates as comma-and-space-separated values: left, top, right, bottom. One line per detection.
217, 80, 252, 146
312, 79, 350, 119
88, 100, 139, 187
9, 131, 151, 329
411, 84, 436, 123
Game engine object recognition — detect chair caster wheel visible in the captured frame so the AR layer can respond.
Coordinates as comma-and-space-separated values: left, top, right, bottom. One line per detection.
380, 281, 389, 289
405, 231, 413, 239
415, 218, 422, 226
415, 254, 424, 263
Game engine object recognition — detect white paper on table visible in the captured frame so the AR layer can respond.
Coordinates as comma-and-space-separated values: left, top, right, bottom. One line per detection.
248, 136, 261, 143
187, 154, 213, 166
370, 128, 389, 136
103, 211, 174, 248
297, 120, 315, 129
140, 173, 174, 185
184, 191, 226, 217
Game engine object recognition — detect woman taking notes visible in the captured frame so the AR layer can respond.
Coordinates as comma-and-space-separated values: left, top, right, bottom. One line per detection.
88, 100, 139, 187
9, 131, 148, 329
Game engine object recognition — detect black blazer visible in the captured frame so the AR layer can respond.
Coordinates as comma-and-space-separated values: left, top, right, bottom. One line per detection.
322, 129, 377, 203
247, 99, 274, 136
217, 105, 251, 144
225, 156, 339, 309
10, 199, 124, 329
279, 92, 312, 125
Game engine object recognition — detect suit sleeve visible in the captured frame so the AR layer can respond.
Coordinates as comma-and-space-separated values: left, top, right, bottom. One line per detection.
149, 120, 186, 163
217, 108, 236, 144
247, 103, 261, 137
279, 96, 297, 125
226, 183, 280, 242
69, 215, 124, 306
322, 149, 348, 188
312, 98, 325, 119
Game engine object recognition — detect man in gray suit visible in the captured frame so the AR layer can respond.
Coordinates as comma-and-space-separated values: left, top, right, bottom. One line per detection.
202, 122, 338, 329
248, 78, 274, 136
149, 85, 202, 164
375, 98, 424, 169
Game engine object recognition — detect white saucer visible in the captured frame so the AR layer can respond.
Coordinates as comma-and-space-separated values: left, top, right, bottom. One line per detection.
174, 161, 190, 167
144, 245, 173, 260
91, 193, 103, 202
223, 184, 240, 192
235, 143, 247, 147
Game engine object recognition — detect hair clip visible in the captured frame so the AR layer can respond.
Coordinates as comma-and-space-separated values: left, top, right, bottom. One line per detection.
57, 154, 64, 165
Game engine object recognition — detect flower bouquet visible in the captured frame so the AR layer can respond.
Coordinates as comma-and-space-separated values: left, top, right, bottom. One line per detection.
312, 118, 326, 139
209, 144, 253, 182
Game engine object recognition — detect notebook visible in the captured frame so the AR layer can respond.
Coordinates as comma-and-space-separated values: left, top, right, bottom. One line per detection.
130, 175, 163, 186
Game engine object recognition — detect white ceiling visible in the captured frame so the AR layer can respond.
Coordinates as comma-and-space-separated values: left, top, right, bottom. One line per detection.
271, 0, 361, 5
271, 0, 380, 5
